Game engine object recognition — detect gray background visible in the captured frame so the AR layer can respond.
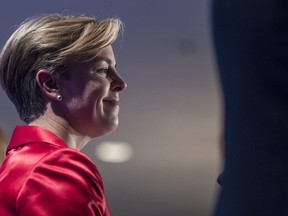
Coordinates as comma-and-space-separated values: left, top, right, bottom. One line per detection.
0, 0, 222, 215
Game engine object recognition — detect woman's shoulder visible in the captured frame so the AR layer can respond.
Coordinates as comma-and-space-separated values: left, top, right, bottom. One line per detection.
39, 146, 98, 174
12, 145, 107, 216
2, 142, 100, 185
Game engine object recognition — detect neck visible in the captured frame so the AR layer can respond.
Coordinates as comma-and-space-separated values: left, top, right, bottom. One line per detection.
29, 112, 90, 151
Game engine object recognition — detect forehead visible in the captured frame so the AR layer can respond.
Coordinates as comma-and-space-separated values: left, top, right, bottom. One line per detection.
93, 45, 116, 65
69, 45, 116, 70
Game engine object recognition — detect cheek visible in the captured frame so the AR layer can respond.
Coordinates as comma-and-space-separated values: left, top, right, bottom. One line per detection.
62, 79, 110, 113
82, 82, 110, 105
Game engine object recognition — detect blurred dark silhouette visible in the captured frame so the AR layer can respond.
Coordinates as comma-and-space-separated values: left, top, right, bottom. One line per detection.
212, 0, 288, 215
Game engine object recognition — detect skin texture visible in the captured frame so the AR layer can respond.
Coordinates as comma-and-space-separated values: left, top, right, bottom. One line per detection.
31, 45, 127, 150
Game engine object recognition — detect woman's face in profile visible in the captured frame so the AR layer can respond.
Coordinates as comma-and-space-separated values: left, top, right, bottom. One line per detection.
58, 45, 127, 138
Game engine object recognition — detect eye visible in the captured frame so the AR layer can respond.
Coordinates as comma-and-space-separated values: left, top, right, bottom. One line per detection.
97, 67, 108, 74
91, 67, 108, 77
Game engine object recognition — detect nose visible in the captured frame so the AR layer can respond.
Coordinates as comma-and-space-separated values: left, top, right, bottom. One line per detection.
111, 74, 127, 92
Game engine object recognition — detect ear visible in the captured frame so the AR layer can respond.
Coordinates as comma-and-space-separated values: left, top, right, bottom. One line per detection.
36, 69, 60, 101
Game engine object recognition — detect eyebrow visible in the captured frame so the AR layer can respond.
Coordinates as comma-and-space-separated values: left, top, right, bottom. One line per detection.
97, 57, 117, 68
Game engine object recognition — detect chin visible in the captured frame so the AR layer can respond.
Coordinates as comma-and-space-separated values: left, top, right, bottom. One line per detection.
92, 120, 119, 137
105, 122, 119, 133
106, 116, 119, 130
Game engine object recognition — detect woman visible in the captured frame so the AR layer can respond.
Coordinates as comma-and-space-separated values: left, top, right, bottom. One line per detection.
0, 14, 127, 216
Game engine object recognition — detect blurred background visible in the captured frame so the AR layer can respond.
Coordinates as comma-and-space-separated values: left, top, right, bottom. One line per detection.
0, 0, 222, 215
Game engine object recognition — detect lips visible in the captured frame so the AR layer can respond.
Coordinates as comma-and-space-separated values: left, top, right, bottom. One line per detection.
103, 98, 119, 106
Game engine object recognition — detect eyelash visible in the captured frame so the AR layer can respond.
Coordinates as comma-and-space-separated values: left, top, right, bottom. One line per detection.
92, 68, 109, 77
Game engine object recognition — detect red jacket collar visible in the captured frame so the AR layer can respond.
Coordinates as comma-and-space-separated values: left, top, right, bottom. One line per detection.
7, 125, 68, 154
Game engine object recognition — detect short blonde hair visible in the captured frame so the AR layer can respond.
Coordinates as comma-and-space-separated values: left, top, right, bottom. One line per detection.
0, 14, 123, 123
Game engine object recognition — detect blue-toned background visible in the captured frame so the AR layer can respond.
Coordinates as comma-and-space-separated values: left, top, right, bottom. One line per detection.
0, 0, 221, 215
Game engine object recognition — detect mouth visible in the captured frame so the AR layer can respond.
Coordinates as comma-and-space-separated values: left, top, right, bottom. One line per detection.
103, 98, 120, 106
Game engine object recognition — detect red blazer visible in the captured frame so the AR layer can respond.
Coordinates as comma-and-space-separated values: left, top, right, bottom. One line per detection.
0, 125, 111, 216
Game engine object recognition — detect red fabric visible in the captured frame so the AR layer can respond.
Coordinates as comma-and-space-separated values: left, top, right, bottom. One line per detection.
0, 125, 111, 216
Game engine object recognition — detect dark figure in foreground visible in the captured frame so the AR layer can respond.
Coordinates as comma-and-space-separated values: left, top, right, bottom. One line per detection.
212, 1, 288, 215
